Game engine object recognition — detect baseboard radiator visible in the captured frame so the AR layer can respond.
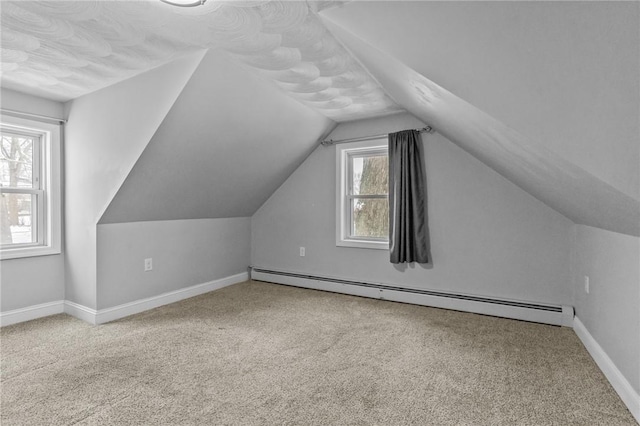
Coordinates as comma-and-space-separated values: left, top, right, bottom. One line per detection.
250, 267, 574, 327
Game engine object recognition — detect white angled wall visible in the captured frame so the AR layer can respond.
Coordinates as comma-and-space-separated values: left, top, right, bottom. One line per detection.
63, 51, 206, 309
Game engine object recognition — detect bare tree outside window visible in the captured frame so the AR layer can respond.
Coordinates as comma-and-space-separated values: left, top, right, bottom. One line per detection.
337, 143, 389, 250
352, 155, 388, 238
0, 133, 36, 245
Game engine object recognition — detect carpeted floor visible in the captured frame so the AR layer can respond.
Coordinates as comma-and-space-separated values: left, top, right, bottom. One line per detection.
0, 280, 635, 425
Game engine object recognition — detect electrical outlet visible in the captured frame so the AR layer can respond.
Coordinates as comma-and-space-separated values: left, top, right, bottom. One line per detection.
584, 275, 590, 294
299, 247, 305, 257
144, 258, 153, 272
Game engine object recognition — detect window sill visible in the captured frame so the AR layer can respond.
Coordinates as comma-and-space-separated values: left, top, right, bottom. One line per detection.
0, 246, 61, 260
337, 239, 389, 250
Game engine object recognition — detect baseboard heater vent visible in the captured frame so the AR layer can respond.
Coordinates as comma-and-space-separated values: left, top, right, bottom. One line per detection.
250, 267, 574, 327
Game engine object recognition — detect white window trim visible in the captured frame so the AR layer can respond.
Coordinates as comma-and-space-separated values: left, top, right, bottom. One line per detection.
0, 115, 61, 260
336, 139, 389, 250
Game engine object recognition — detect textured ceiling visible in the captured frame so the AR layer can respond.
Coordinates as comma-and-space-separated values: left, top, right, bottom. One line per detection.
0, 0, 401, 121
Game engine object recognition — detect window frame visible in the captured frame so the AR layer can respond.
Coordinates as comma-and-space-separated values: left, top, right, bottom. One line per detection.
336, 139, 390, 250
0, 115, 61, 260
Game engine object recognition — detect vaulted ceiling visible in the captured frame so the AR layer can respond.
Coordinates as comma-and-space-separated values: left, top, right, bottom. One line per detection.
320, 4, 640, 236
2, 1, 638, 236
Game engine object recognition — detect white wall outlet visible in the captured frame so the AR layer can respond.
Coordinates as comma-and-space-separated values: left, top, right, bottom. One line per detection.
584, 275, 590, 294
144, 258, 153, 272
299, 247, 305, 257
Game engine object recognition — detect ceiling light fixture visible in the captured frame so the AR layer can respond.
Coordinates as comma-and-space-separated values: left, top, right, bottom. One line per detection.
160, 0, 206, 7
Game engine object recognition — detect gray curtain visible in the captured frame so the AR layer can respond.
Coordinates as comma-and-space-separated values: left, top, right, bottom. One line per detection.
388, 130, 431, 264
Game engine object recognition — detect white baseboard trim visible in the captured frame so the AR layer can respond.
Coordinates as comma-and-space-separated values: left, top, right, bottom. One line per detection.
2, 272, 248, 327
64, 301, 98, 325
574, 317, 640, 424
65, 272, 249, 325
0, 300, 65, 327
251, 267, 573, 327
94, 272, 248, 324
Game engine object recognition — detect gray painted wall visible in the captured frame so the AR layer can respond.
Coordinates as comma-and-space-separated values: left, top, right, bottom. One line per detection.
0, 89, 66, 311
252, 114, 574, 305
97, 218, 250, 310
572, 225, 640, 394
100, 49, 334, 223
0, 251, 65, 312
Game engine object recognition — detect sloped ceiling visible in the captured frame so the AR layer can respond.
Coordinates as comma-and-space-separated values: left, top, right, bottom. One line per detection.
320, 12, 640, 237
321, 1, 640, 200
99, 48, 334, 223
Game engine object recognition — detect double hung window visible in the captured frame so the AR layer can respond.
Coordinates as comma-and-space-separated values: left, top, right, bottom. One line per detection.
336, 140, 389, 250
0, 116, 61, 259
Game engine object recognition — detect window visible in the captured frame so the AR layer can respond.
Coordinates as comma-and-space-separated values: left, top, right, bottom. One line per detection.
0, 115, 61, 259
336, 140, 389, 250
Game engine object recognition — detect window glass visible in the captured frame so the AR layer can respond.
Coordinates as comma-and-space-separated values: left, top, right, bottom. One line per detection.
1, 133, 35, 189
351, 154, 388, 196
1, 193, 35, 245
351, 197, 389, 238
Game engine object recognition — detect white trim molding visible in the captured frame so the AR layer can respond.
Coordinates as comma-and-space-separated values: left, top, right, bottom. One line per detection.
573, 316, 640, 424
2, 272, 248, 327
64, 301, 98, 325
0, 300, 64, 327
91, 272, 248, 324
66, 272, 248, 325
251, 267, 573, 327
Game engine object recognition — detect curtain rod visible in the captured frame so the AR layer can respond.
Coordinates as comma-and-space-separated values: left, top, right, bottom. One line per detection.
0, 108, 67, 124
321, 126, 433, 146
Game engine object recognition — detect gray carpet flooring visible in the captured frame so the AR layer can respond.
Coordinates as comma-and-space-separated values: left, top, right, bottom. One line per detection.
1, 280, 635, 425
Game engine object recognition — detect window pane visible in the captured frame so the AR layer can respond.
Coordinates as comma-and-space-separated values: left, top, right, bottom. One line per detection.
351, 154, 388, 195
351, 197, 389, 239
1, 193, 35, 245
1, 133, 35, 188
